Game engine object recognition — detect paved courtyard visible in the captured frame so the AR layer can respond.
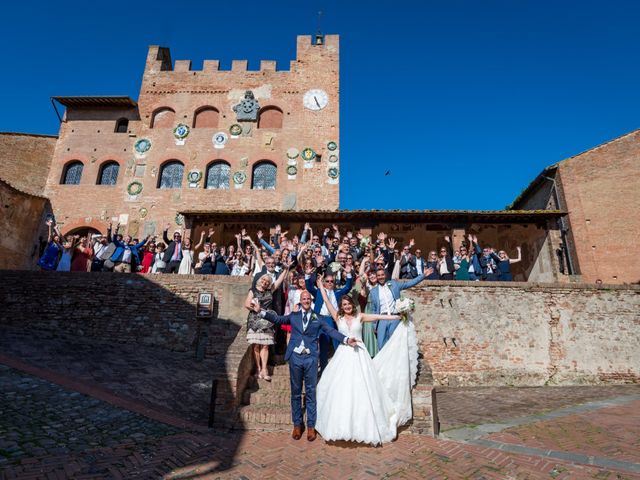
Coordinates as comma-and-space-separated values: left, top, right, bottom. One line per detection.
1, 328, 639, 479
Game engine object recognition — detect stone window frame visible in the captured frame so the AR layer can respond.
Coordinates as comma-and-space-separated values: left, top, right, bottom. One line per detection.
205, 160, 231, 190
97, 161, 120, 186
157, 160, 184, 189
60, 160, 84, 185
251, 160, 277, 190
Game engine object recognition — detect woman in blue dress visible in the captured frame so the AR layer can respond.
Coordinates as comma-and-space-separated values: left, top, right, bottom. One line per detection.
497, 246, 522, 281
38, 220, 62, 271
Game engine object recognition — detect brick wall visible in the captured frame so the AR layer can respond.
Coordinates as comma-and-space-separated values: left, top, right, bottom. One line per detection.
0, 271, 252, 425
2, 273, 638, 390
556, 131, 640, 284
411, 281, 640, 386
44, 35, 340, 237
0, 132, 57, 196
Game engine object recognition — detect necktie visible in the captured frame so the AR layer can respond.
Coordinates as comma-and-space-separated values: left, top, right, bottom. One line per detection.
174, 241, 180, 260
302, 312, 310, 331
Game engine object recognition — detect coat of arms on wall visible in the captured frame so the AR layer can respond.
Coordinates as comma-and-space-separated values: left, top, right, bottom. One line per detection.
233, 90, 260, 122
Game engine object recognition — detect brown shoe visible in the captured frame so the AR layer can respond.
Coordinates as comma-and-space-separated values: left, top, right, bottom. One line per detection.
291, 425, 303, 440
307, 427, 317, 442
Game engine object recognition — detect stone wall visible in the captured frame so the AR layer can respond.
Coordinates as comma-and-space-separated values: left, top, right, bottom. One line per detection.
412, 281, 640, 386
0, 180, 50, 270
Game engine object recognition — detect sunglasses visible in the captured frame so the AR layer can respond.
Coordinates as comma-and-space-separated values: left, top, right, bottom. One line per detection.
325, 279, 335, 283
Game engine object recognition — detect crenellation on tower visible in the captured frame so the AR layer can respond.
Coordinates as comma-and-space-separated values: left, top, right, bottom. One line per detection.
173, 60, 192, 72
231, 60, 248, 72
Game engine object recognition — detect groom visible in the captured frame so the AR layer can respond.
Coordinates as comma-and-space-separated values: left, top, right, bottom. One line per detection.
370, 266, 434, 350
251, 290, 357, 441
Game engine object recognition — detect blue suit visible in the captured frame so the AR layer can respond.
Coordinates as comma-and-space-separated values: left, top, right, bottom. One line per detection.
370, 274, 425, 349
264, 309, 346, 428
305, 273, 353, 370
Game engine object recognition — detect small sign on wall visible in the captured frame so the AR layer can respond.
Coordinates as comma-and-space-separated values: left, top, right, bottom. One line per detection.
197, 292, 214, 318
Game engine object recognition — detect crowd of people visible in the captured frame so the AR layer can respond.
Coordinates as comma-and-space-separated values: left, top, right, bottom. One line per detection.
38, 218, 522, 382
38, 220, 522, 282
233, 223, 522, 381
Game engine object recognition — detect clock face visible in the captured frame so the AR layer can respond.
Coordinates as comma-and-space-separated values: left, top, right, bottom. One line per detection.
303, 89, 329, 111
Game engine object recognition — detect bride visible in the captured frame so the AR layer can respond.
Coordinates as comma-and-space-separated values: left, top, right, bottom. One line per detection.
314, 275, 419, 445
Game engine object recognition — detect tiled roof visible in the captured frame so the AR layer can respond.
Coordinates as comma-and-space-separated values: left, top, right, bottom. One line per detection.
51, 96, 137, 108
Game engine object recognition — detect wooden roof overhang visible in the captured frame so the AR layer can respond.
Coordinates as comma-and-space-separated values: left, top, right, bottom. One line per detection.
181, 209, 566, 226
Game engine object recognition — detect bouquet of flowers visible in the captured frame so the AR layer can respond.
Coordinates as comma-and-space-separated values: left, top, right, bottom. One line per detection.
360, 236, 371, 249
328, 262, 343, 274
393, 296, 415, 324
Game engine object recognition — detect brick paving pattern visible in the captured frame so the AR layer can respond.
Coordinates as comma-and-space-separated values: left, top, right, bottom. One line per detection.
3, 429, 636, 479
1, 328, 639, 479
437, 385, 640, 430
487, 399, 640, 465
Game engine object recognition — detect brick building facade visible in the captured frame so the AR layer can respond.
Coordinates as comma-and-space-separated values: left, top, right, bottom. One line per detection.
511, 129, 640, 284
44, 35, 340, 242
0, 34, 638, 284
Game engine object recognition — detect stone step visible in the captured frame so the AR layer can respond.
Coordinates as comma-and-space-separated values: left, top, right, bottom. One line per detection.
253, 375, 291, 390
243, 388, 296, 406
236, 404, 293, 426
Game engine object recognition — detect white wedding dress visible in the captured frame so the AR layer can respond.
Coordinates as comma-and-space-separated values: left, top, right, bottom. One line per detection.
315, 315, 418, 445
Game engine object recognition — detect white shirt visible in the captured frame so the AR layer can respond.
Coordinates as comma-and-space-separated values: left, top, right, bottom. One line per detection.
121, 247, 132, 264
320, 289, 338, 316
93, 242, 108, 260
439, 258, 450, 275
378, 284, 395, 314
415, 256, 425, 272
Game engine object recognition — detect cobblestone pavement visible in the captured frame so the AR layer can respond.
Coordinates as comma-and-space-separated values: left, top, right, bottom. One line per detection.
0, 365, 178, 466
0, 327, 217, 424
437, 385, 640, 430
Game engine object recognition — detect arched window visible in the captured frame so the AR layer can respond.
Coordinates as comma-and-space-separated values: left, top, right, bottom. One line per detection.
206, 161, 230, 189
97, 161, 120, 185
252, 161, 277, 190
258, 106, 283, 129
158, 160, 184, 189
114, 118, 129, 133
193, 106, 219, 128
151, 107, 175, 128
61, 161, 83, 185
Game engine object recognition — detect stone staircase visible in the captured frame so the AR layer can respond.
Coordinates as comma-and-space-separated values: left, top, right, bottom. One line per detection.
236, 364, 295, 430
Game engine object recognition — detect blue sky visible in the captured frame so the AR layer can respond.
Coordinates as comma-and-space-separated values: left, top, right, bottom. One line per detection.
1, 1, 638, 210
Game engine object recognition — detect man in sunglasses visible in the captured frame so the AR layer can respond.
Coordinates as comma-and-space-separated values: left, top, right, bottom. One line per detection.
305, 265, 353, 372
438, 236, 455, 280
162, 224, 183, 273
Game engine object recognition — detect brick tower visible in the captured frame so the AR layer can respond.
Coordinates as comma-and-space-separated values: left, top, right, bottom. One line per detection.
44, 34, 340, 237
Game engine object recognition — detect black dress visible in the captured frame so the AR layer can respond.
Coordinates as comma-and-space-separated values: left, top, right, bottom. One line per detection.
246, 288, 275, 345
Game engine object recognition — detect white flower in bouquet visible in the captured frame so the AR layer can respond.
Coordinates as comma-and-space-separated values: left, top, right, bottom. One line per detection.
360, 236, 371, 248
328, 262, 342, 274
393, 297, 415, 323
